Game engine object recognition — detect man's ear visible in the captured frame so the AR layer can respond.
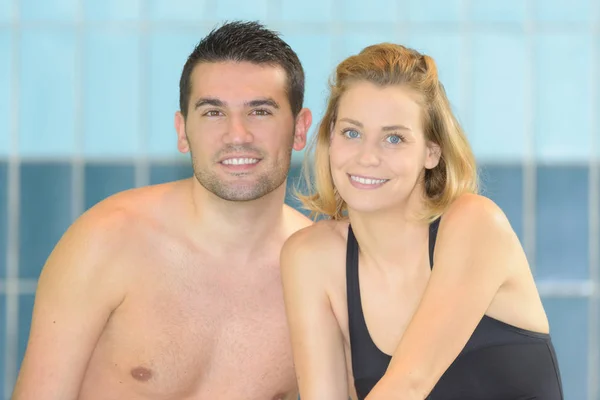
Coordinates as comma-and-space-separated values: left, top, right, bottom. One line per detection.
175, 111, 190, 153
292, 108, 313, 151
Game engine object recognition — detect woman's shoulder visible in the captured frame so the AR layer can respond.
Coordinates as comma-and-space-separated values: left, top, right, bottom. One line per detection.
284, 218, 350, 255
442, 193, 511, 232
280, 218, 350, 275
437, 193, 520, 262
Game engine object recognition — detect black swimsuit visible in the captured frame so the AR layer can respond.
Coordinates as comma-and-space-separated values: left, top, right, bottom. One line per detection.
346, 218, 564, 399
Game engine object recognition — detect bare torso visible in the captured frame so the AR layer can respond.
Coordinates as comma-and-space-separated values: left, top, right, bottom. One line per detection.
76, 180, 309, 400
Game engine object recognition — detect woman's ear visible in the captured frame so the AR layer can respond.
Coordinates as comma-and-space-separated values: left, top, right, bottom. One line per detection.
425, 141, 441, 169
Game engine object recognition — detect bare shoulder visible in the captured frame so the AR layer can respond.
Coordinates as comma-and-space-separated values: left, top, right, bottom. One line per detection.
73, 185, 163, 242
440, 193, 514, 238
51, 180, 187, 271
91, 179, 187, 218
281, 218, 349, 277
86, 178, 191, 230
436, 193, 522, 270
46, 195, 140, 281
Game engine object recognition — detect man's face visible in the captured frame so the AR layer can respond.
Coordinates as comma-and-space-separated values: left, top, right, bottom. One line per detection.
175, 61, 311, 202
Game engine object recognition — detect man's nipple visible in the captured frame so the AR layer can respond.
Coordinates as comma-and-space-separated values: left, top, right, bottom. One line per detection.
131, 366, 153, 382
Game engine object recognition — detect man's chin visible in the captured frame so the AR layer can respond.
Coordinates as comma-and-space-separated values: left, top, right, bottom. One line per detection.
207, 183, 269, 202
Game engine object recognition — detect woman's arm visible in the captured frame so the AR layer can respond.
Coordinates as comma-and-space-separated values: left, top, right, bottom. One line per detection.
367, 194, 520, 399
281, 225, 349, 400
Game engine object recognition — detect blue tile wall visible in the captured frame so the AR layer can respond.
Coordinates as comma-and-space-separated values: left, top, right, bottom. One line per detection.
83, 30, 141, 157
0, 29, 10, 157
280, 0, 333, 23
534, 33, 593, 162
19, 163, 72, 280
284, 32, 335, 111
19, 29, 77, 157
20, 0, 77, 22
148, 30, 199, 157
533, 0, 594, 23
0, 295, 5, 397
17, 294, 35, 370
0, 162, 6, 279
543, 297, 589, 400
340, 0, 399, 23
283, 33, 334, 164
468, 0, 526, 23
215, 0, 269, 22
0, 0, 13, 23
478, 164, 524, 241
148, 0, 208, 22
536, 166, 589, 279
406, 0, 462, 23
83, 0, 142, 21
470, 33, 527, 162
84, 164, 135, 210
149, 163, 192, 185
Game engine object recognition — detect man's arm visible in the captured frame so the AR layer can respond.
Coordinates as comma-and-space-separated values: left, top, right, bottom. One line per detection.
281, 225, 349, 400
12, 207, 130, 399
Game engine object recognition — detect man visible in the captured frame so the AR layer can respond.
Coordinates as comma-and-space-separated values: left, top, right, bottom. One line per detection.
13, 21, 313, 400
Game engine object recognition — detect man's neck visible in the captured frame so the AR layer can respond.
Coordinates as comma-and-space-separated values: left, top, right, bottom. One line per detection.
186, 178, 288, 260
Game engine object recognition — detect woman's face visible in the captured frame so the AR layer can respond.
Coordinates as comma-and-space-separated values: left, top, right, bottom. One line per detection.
329, 81, 440, 214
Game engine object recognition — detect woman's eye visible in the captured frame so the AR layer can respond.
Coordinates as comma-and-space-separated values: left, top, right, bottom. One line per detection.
386, 134, 402, 144
344, 129, 360, 139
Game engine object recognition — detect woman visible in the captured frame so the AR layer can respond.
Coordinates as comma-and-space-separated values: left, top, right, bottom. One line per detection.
280, 43, 563, 400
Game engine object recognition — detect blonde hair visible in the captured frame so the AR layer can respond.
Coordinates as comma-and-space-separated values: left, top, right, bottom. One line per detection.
296, 43, 478, 222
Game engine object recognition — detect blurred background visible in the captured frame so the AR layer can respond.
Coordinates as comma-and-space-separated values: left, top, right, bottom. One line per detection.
0, 0, 598, 398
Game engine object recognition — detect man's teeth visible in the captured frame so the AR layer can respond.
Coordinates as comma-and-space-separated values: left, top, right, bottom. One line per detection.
350, 175, 387, 185
222, 158, 259, 165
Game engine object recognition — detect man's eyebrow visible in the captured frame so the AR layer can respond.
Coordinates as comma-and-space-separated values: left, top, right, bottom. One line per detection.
245, 98, 280, 109
194, 98, 226, 109
194, 97, 280, 110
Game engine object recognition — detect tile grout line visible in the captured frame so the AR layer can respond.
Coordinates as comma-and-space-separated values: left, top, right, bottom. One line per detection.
71, 0, 85, 225
0, 156, 597, 167
523, 0, 537, 276
587, 1, 600, 398
0, 155, 191, 164
0, 280, 38, 295
134, 0, 149, 188
460, 0, 471, 171
329, 0, 343, 88
4, 0, 21, 396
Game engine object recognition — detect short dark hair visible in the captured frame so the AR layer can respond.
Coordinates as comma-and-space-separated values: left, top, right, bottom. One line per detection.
179, 21, 305, 119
